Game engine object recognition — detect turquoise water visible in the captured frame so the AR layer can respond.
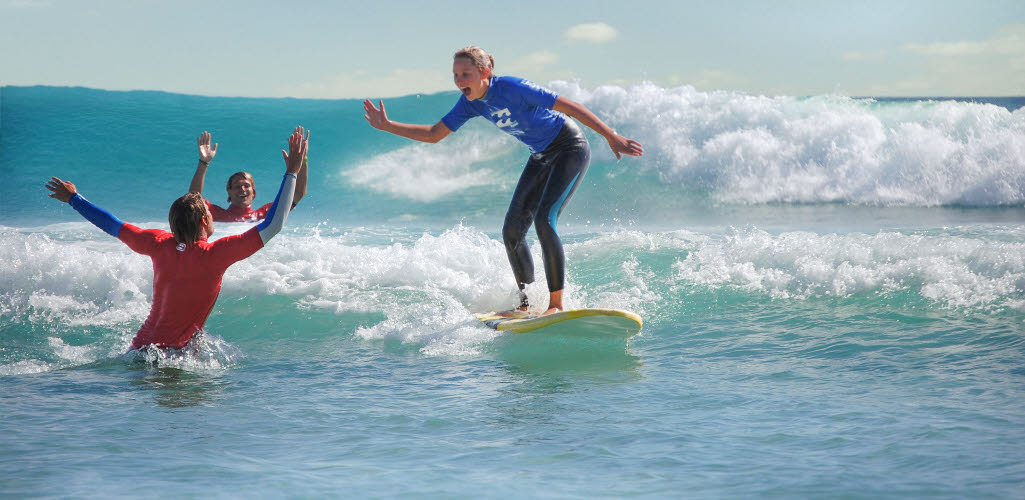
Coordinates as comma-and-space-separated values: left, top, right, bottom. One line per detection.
2, 85, 1025, 498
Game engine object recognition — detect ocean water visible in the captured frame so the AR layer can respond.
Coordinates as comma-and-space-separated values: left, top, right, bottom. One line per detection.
2, 84, 1025, 498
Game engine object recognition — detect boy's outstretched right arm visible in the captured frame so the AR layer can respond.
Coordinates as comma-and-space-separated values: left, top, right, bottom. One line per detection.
46, 177, 124, 237
188, 131, 219, 195
363, 99, 451, 143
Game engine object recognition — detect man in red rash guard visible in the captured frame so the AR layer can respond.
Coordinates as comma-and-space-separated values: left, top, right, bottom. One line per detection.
46, 126, 310, 350
189, 130, 309, 222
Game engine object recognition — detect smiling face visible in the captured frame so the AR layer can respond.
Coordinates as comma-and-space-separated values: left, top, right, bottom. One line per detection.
453, 57, 490, 101
226, 172, 256, 208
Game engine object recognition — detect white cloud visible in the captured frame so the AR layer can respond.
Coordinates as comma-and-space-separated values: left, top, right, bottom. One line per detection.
278, 50, 568, 99
838, 24, 1025, 96
565, 22, 618, 43
903, 24, 1025, 57
276, 68, 451, 99
897, 24, 1025, 95
666, 70, 746, 91
843, 50, 886, 61
1, 0, 51, 7
502, 50, 560, 75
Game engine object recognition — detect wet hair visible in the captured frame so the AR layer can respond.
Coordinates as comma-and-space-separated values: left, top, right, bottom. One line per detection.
454, 46, 494, 74
168, 192, 208, 245
226, 171, 256, 203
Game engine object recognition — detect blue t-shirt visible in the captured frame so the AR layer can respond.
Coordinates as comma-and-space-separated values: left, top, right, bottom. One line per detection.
441, 76, 566, 153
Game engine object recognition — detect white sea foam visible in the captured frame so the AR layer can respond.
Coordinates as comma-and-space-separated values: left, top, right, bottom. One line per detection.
6, 222, 1024, 360
48, 336, 96, 363
125, 332, 244, 371
0, 359, 52, 376
564, 230, 706, 317
3, 222, 660, 356
0, 230, 153, 326
231, 224, 526, 355
344, 128, 518, 202
673, 226, 1025, 311
551, 81, 1025, 206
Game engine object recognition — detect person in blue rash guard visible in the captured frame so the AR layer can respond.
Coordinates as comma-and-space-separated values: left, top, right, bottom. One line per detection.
45, 127, 309, 351
363, 46, 643, 316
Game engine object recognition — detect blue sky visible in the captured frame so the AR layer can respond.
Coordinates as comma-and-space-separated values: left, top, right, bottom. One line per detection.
2, 0, 1023, 98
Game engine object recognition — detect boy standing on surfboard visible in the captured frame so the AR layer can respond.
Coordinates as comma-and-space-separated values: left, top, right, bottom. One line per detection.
363, 46, 643, 316
46, 127, 309, 351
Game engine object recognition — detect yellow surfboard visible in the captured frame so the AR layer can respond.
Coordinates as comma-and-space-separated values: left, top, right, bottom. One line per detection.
475, 308, 642, 338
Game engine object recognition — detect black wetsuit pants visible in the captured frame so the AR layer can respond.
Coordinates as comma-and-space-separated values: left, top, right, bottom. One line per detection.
503, 119, 590, 296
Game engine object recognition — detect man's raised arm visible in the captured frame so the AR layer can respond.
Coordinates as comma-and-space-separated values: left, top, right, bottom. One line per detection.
188, 131, 219, 194
256, 126, 309, 244
46, 177, 124, 237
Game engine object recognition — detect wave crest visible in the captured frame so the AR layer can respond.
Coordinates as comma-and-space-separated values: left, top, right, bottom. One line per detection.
553, 81, 1025, 206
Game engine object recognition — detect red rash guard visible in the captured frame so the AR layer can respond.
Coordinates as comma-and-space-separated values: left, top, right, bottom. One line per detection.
118, 223, 264, 349
205, 199, 273, 223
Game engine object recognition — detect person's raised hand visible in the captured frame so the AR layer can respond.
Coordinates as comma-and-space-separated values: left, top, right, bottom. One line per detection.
363, 99, 390, 130
46, 176, 77, 203
197, 131, 218, 164
282, 126, 309, 174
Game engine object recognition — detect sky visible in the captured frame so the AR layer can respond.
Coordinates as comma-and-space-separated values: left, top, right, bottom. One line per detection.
1, 0, 1023, 99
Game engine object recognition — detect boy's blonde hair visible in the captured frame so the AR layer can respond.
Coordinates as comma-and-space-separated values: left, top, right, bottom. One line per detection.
454, 46, 494, 74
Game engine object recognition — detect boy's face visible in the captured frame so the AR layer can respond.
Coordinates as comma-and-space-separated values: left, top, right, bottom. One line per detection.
453, 58, 489, 101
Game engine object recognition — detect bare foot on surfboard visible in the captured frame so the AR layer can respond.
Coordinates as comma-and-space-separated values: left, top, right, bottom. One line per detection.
540, 307, 562, 316
496, 308, 531, 318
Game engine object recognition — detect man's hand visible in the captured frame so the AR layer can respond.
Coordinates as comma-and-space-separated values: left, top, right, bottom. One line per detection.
46, 177, 77, 203
282, 126, 309, 174
197, 131, 218, 164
